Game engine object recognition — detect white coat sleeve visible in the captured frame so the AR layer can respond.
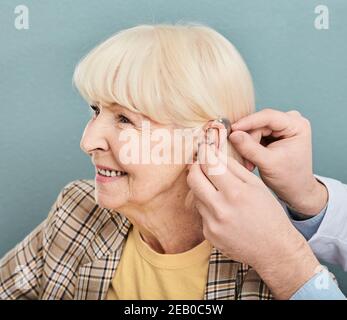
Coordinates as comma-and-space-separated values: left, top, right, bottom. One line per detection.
307, 175, 347, 271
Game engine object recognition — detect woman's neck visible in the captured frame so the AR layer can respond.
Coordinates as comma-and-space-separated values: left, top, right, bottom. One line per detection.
117, 173, 205, 254
135, 206, 204, 254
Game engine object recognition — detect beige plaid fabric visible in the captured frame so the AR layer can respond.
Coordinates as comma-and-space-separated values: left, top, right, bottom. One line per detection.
0, 179, 273, 300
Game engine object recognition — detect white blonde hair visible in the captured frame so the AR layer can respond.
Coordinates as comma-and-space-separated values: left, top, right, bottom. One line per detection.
73, 22, 255, 129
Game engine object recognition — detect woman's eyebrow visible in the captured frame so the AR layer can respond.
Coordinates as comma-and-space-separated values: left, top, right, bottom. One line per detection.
109, 103, 143, 120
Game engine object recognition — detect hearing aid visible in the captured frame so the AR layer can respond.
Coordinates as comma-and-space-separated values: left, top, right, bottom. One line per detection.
205, 117, 232, 148
193, 117, 231, 175
194, 117, 232, 162
217, 118, 232, 136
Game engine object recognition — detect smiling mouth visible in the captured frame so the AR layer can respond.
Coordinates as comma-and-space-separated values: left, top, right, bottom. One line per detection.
96, 168, 128, 177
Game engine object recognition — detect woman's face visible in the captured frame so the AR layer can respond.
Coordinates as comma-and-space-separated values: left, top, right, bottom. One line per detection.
80, 104, 193, 209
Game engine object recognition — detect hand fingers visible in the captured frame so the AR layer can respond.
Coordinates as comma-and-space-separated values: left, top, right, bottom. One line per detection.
231, 108, 295, 134
216, 147, 262, 184
188, 166, 227, 224
187, 160, 219, 203
196, 139, 263, 192
195, 198, 231, 232
244, 159, 255, 172
198, 142, 245, 191
194, 198, 213, 221
287, 110, 302, 117
243, 129, 265, 171
242, 128, 273, 170
229, 131, 271, 168
248, 128, 273, 143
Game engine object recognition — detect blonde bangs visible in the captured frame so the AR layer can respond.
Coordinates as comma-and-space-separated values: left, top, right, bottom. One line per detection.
73, 25, 155, 114
73, 22, 255, 127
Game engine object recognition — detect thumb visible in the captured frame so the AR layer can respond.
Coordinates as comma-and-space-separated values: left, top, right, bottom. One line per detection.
229, 131, 270, 167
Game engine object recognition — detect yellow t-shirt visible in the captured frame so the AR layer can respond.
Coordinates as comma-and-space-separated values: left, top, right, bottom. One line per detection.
106, 225, 212, 300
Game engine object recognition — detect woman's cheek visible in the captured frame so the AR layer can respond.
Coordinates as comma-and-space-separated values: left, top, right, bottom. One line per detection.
127, 170, 160, 202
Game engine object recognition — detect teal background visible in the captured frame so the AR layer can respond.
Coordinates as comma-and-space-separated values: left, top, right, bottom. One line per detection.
1, 0, 347, 294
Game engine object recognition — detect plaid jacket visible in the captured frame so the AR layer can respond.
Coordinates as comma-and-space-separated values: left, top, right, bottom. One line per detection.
0, 179, 273, 300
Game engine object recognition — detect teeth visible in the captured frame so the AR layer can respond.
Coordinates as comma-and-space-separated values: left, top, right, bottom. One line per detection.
97, 168, 126, 177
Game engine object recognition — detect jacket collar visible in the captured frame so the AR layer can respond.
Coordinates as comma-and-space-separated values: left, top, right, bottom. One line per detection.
75, 209, 242, 300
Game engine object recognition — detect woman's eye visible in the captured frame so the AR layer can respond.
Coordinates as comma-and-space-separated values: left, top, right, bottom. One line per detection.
90, 105, 100, 117
117, 114, 132, 124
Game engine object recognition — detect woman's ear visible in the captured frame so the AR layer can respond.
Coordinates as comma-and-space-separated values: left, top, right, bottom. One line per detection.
202, 119, 229, 150
190, 119, 230, 164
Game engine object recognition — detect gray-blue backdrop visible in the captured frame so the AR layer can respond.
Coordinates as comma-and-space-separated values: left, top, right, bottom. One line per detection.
1, 0, 346, 294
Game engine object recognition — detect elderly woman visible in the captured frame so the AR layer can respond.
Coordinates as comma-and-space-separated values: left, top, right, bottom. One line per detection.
0, 23, 273, 300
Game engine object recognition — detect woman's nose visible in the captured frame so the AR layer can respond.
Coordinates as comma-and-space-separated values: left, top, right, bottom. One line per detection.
80, 121, 109, 155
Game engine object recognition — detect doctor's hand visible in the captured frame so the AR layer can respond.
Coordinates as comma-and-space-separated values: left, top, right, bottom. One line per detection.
187, 143, 320, 300
229, 108, 328, 216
